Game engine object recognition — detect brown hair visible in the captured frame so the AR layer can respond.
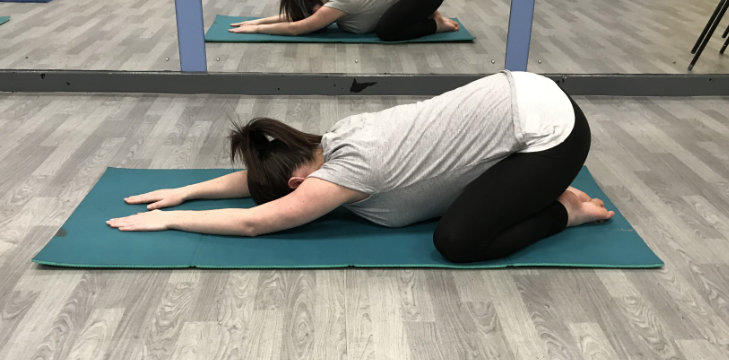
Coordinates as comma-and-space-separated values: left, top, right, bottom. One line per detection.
230, 117, 322, 204
280, 0, 324, 22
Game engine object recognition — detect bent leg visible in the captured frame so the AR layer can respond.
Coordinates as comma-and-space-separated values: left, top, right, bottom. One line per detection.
434, 99, 591, 263
375, 0, 443, 41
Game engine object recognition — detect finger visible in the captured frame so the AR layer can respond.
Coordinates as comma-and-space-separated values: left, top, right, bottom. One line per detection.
150, 198, 176, 210
124, 195, 140, 204
148, 200, 164, 210
107, 218, 125, 228
125, 194, 154, 204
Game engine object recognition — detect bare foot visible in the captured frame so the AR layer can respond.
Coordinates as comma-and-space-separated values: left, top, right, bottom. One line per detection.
433, 11, 459, 33
566, 186, 591, 202
567, 186, 606, 207
558, 190, 614, 227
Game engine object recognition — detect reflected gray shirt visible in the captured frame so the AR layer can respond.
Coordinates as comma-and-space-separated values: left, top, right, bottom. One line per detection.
323, 0, 398, 33
309, 71, 527, 227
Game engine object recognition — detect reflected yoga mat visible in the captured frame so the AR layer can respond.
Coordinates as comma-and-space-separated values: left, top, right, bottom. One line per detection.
205, 15, 474, 43
0, 17, 9, 25
33, 167, 663, 269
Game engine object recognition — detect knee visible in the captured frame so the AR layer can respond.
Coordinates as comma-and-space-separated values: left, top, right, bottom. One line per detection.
374, 24, 399, 42
433, 223, 480, 263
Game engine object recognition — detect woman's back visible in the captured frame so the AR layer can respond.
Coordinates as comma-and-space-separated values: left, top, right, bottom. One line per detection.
310, 72, 524, 226
324, 0, 399, 33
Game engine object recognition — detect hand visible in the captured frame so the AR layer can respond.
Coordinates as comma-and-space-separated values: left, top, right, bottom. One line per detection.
230, 20, 256, 27
125, 188, 186, 210
229, 24, 258, 33
107, 210, 173, 232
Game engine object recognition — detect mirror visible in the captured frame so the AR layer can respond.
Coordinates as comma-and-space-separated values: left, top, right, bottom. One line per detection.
528, 0, 729, 73
0, 1, 180, 71
1, 0, 726, 75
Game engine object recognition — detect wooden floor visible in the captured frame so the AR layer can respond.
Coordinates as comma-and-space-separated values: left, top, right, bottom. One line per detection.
1, 0, 728, 74
0, 92, 728, 359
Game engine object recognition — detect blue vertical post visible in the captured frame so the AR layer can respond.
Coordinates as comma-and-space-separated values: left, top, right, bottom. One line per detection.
504, 0, 535, 71
174, 0, 207, 72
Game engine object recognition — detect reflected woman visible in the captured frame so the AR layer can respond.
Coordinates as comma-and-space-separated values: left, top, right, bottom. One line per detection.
107, 71, 614, 263
229, 0, 459, 41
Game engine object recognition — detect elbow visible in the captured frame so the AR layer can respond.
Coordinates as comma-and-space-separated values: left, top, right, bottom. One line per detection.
237, 211, 270, 237
288, 28, 305, 36
244, 226, 260, 237
240, 220, 259, 237
288, 23, 320, 36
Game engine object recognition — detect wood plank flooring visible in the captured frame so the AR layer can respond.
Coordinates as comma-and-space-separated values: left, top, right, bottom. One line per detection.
1, 0, 728, 73
1, 92, 729, 359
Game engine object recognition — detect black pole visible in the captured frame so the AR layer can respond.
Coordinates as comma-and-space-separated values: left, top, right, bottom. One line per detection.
692, 0, 728, 54
689, 0, 729, 70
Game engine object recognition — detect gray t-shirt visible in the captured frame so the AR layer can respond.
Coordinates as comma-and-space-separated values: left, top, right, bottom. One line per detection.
309, 71, 527, 227
323, 0, 399, 33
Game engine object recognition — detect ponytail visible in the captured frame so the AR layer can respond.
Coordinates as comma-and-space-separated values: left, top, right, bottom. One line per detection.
230, 117, 322, 204
279, 0, 323, 22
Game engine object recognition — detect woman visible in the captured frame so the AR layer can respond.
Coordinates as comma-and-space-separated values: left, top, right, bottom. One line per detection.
229, 0, 459, 41
107, 71, 614, 263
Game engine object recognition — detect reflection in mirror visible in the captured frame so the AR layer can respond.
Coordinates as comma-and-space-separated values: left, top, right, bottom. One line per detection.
528, 0, 729, 74
0, 0, 507, 74
4, 0, 725, 74
202, 0, 509, 74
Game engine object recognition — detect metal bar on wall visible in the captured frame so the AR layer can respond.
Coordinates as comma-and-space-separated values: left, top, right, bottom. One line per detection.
2, 71, 728, 96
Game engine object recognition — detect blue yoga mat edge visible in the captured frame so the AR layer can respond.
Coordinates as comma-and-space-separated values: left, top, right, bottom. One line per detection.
33, 260, 192, 269
33, 261, 664, 269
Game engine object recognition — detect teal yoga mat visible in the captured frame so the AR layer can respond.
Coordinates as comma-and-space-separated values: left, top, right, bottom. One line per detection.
205, 15, 474, 43
0, 17, 9, 26
33, 167, 663, 269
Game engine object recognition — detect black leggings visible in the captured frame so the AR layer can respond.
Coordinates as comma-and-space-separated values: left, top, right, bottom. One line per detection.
375, 0, 443, 41
433, 97, 591, 263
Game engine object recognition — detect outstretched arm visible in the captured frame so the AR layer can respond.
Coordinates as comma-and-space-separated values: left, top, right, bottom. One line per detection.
107, 178, 367, 236
230, 14, 286, 27
229, 6, 345, 36
124, 170, 250, 210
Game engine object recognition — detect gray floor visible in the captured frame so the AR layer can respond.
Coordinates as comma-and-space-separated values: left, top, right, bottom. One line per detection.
1, 0, 728, 74
1, 93, 728, 359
